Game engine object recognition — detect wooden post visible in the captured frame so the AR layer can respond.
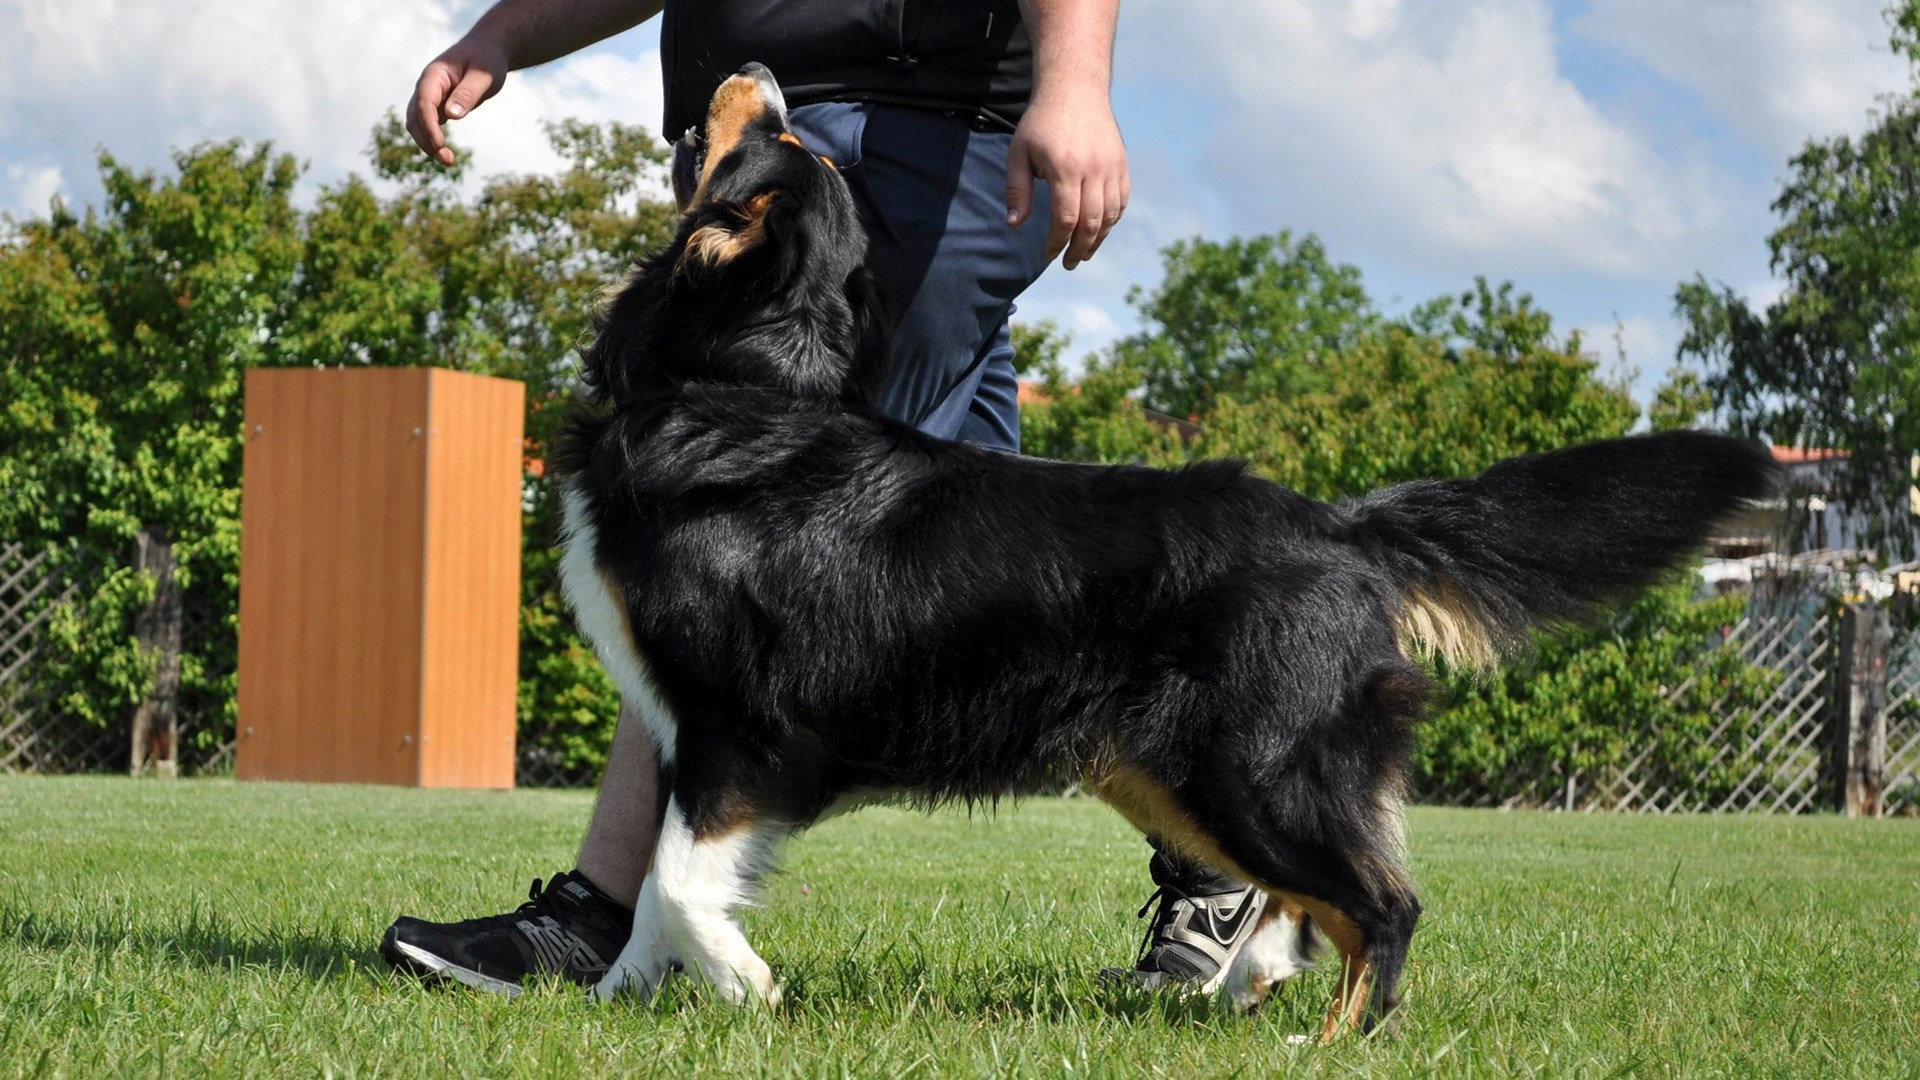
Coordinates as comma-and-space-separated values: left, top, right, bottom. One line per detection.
129, 524, 182, 778
234, 368, 523, 788
1830, 602, 1890, 817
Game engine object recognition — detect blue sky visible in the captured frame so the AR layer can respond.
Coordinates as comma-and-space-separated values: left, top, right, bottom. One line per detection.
2, 0, 1911, 408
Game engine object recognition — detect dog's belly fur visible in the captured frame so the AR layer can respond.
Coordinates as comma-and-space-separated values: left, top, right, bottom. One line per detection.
558, 483, 679, 767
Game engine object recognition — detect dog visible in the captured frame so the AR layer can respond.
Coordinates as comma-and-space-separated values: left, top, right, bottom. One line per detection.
553, 63, 1779, 1038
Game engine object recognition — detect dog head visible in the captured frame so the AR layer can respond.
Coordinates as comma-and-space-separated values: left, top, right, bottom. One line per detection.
584, 64, 891, 405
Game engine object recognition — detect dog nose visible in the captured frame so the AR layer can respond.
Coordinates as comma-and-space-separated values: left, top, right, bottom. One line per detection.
737, 62, 769, 78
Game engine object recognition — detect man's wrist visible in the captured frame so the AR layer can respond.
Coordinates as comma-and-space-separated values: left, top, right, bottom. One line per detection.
1028, 77, 1112, 114
458, 23, 518, 71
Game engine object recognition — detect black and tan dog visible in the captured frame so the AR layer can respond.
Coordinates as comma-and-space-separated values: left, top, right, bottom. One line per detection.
555, 64, 1778, 1038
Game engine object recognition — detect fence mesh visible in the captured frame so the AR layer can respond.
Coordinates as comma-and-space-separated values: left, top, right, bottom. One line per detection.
0, 543, 124, 774
1886, 626, 1920, 816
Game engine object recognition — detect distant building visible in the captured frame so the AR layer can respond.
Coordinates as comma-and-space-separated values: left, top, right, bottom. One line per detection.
1711, 446, 1919, 560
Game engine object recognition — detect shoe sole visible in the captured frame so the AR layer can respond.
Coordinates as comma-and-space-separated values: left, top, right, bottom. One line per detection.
1095, 963, 1235, 996
381, 930, 524, 998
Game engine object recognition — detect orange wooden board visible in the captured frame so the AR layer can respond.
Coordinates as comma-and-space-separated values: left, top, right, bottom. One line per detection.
235, 368, 523, 788
419, 371, 524, 788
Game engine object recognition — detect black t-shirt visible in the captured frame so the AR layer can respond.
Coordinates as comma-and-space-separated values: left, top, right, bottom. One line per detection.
660, 0, 1033, 136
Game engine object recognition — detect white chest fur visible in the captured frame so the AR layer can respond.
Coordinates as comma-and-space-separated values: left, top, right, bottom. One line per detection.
557, 484, 680, 766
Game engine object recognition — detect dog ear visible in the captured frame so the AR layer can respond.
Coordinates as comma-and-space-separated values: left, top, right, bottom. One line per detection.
680, 191, 778, 269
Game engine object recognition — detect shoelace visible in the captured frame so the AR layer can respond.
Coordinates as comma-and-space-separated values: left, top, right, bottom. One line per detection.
518, 876, 573, 917
449, 877, 567, 933
1132, 882, 1198, 962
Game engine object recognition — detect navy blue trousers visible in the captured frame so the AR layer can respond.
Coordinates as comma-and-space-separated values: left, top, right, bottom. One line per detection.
789, 103, 1052, 451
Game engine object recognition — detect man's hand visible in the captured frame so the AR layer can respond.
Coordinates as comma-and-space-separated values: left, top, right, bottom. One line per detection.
1008, 0, 1127, 271
406, 35, 511, 168
1006, 90, 1129, 271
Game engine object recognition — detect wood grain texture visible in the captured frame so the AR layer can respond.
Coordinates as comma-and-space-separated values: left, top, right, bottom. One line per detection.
235, 368, 523, 788
418, 370, 524, 789
236, 368, 431, 785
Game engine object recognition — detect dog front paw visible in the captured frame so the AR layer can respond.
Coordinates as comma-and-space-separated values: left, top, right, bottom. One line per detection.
594, 932, 674, 1002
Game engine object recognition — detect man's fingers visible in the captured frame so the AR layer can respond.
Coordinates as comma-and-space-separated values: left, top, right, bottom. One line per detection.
1083, 175, 1125, 262
409, 65, 453, 159
1046, 171, 1079, 263
1064, 179, 1104, 270
445, 65, 494, 120
1005, 141, 1035, 227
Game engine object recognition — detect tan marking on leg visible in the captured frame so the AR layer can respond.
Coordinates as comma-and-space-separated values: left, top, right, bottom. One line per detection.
1279, 898, 1372, 1042
1091, 767, 1257, 883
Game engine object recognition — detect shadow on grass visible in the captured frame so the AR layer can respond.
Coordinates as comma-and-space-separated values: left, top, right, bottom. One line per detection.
4, 891, 1330, 1030
763, 953, 1328, 1030
0, 895, 381, 982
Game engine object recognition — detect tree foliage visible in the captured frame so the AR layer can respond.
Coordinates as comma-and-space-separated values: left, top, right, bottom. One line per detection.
1, 119, 676, 773
1114, 232, 1375, 419
1675, 4, 1920, 557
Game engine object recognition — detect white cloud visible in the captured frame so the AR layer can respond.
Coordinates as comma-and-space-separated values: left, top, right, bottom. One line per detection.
1577, 311, 1674, 376
1119, 0, 1739, 281
3, 163, 64, 217
0, 0, 665, 206
1577, 0, 1910, 154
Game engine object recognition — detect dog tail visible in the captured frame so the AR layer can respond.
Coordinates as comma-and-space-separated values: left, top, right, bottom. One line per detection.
1340, 431, 1781, 669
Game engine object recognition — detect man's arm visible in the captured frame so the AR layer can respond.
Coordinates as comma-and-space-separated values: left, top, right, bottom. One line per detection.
1007, 0, 1129, 270
406, 0, 664, 167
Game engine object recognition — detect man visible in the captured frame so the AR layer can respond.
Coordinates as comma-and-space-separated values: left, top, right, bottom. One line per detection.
384, 0, 1265, 998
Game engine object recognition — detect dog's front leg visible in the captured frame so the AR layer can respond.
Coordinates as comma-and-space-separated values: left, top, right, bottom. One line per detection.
598, 796, 782, 1007
595, 873, 677, 1002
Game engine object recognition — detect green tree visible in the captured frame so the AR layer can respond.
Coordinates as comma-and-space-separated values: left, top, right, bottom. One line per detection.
0, 119, 679, 777
1112, 232, 1376, 420
1675, 4, 1920, 556
1, 143, 303, 770
1023, 240, 1636, 496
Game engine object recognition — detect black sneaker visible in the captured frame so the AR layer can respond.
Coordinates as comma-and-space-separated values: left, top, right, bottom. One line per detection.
381, 870, 633, 996
1100, 877, 1268, 994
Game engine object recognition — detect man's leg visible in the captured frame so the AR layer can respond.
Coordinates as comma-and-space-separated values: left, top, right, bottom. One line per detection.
574, 702, 665, 908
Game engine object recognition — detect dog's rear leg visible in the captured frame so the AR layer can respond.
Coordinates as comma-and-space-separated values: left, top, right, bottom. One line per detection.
1096, 765, 1418, 1038
596, 796, 784, 1007
1281, 892, 1416, 1041
1228, 823, 1420, 1040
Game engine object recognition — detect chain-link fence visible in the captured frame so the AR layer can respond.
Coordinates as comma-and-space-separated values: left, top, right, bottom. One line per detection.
515, 746, 601, 789
1417, 585, 1918, 817
1, 541, 240, 776
3, 540, 586, 785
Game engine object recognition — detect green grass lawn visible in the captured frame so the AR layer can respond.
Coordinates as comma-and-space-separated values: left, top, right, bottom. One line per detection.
1, 777, 1915, 1078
